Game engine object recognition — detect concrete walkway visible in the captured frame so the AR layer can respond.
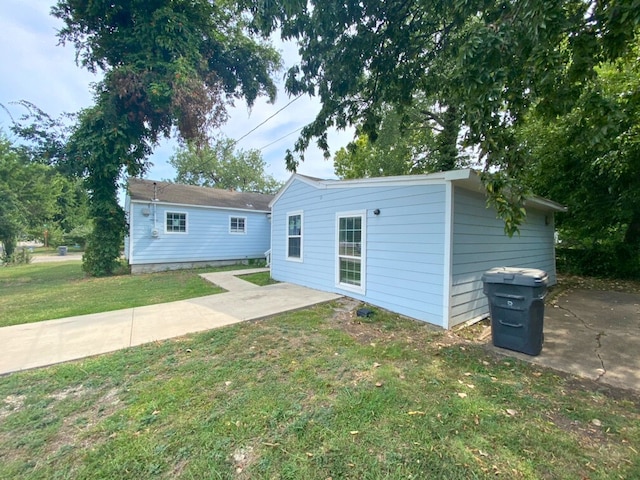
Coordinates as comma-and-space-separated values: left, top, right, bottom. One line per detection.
0, 268, 340, 375
488, 289, 640, 392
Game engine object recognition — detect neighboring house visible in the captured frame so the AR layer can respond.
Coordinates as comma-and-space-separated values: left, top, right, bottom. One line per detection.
269, 169, 565, 329
125, 178, 273, 273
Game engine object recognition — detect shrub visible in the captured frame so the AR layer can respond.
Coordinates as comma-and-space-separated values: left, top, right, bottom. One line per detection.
556, 244, 640, 279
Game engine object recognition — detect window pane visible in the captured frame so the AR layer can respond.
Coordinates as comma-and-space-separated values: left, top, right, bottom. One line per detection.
231, 217, 245, 233
288, 238, 301, 258
340, 258, 361, 286
288, 215, 301, 236
167, 213, 186, 232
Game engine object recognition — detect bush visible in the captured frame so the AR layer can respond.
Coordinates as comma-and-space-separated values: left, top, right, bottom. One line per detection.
2, 247, 32, 266
556, 244, 640, 279
63, 223, 93, 248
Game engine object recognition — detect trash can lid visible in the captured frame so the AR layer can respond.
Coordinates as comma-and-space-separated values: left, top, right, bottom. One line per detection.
481, 267, 548, 286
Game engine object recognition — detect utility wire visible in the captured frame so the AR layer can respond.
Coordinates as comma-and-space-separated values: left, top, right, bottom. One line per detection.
259, 126, 304, 151
234, 94, 303, 144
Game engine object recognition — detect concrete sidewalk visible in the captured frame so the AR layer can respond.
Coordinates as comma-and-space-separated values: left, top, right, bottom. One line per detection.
488, 289, 640, 392
0, 268, 340, 375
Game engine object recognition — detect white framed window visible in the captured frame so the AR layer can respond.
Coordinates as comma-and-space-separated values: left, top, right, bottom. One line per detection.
287, 211, 303, 262
336, 211, 366, 293
165, 211, 187, 234
229, 216, 247, 234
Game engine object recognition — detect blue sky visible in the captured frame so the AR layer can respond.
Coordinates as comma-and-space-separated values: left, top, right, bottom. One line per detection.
0, 1, 353, 183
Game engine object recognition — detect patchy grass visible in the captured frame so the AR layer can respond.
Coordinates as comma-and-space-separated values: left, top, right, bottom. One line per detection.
0, 263, 255, 327
237, 271, 279, 286
0, 300, 637, 479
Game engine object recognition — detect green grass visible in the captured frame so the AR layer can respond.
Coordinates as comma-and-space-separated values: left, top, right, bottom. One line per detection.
0, 262, 254, 327
0, 303, 638, 479
238, 271, 279, 286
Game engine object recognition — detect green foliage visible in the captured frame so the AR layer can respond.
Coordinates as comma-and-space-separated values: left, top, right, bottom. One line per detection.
257, 0, 639, 230
0, 133, 78, 257
521, 42, 640, 269
170, 137, 283, 193
51, 0, 281, 275
2, 247, 32, 266
333, 98, 474, 179
556, 245, 640, 279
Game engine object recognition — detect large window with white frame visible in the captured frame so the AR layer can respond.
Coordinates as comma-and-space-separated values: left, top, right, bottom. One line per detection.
336, 212, 366, 292
229, 216, 246, 234
165, 211, 187, 233
287, 211, 303, 261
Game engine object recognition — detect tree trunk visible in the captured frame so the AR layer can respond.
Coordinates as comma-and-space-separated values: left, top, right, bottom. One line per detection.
434, 105, 459, 171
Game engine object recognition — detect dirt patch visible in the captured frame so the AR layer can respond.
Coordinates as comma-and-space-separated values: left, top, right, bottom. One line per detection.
44, 387, 122, 457
544, 410, 613, 449
0, 394, 26, 420
327, 298, 444, 349
48, 385, 88, 402
231, 445, 258, 478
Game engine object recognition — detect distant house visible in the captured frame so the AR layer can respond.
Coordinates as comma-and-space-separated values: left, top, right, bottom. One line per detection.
269, 169, 565, 329
125, 179, 273, 273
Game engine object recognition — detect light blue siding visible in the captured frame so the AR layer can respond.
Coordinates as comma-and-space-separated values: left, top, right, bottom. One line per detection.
450, 187, 557, 327
128, 201, 270, 266
271, 179, 448, 327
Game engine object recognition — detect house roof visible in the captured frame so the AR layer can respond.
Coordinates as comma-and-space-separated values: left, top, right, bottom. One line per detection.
127, 178, 274, 212
270, 169, 566, 212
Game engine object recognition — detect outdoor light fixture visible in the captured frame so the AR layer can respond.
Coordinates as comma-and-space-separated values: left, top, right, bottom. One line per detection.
373, 209, 381, 215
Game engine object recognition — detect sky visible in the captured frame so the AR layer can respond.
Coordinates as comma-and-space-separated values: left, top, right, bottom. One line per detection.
0, 1, 354, 184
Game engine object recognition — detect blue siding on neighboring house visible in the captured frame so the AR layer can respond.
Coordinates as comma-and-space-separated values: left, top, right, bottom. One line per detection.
271, 178, 449, 326
450, 187, 557, 327
128, 201, 270, 265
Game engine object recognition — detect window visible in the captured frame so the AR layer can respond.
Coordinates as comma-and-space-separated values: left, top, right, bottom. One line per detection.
287, 212, 303, 261
166, 212, 187, 233
336, 212, 366, 292
229, 216, 246, 234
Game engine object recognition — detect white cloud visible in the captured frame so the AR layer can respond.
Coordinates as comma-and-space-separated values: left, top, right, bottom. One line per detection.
0, 1, 354, 184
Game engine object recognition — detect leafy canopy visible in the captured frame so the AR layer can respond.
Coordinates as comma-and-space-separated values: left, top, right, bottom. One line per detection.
52, 0, 281, 275
255, 0, 639, 232
170, 138, 283, 194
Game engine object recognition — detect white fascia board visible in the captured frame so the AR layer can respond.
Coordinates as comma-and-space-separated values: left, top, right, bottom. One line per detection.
130, 199, 270, 214
321, 172, 451, 189
524, 196, 567, 213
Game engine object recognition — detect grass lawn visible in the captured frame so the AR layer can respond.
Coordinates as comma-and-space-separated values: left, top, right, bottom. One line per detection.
238, 270, 279, 286
0, 262, 256, 328
0, 301, 637, 479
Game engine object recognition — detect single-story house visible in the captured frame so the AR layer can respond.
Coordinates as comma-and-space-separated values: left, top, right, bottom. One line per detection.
269, 169, 565, 329
125, 178, 273, 273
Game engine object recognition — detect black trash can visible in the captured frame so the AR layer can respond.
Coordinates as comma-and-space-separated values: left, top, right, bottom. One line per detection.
481, 267, 548, 356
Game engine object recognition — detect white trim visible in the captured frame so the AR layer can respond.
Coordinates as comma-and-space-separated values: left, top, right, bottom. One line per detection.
229, 215, 247, 235
286, 210, 303, 262
165, 210, 188, 234
269, 170, 566, 213
442, 182, 454, 329
130, 199, 269, 214
335, 210, 366, 295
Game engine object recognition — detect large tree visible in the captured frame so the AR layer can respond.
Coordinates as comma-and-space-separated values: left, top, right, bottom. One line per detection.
0, 133, 74, 260
520, 45, 640, 276
255, 0, 639, 232
53, 0, 281, 275
170, 137, 282, 194
333, 97, 473, 179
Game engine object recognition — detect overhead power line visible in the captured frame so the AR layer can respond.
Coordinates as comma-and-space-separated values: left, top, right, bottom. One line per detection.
259, 126, 304, 151
234, 94, 303, 144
